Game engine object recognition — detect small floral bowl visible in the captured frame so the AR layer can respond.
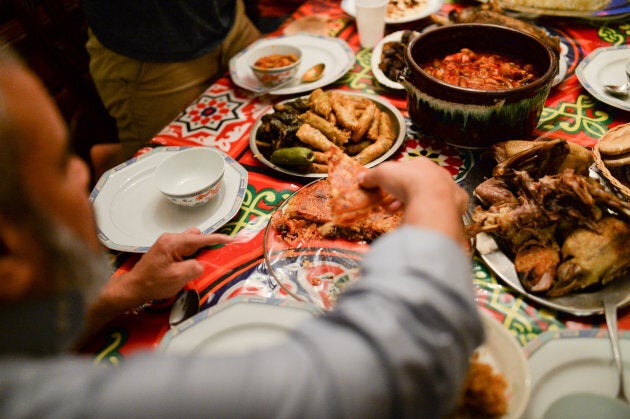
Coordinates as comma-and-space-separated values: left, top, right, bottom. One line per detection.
248, 44, 302, 86
154, 147, 225, 207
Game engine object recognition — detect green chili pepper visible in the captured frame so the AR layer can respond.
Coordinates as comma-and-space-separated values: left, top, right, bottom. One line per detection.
270, 147, 315, 166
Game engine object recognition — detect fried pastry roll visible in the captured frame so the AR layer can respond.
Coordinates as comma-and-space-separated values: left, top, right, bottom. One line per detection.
354, 113, 395, 164
343, 140, 372, 156
312, 150, 331, 164
302, 111, 351, 146
351, 101, 377, 142
330, 91, 358, 131
296, 123, 335, 151
310, 88, 332, 119
366, 108, 382, 141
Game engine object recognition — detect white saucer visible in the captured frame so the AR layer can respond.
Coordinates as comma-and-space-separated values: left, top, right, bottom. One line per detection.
341, 0, 443, 24
229, 34, 354, 96
90, 146, 247, 253
158, 296, 321, 356
577, 45, 630, 112
522, 328, 630, 418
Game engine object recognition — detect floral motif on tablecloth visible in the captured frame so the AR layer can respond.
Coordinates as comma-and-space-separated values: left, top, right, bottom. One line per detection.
472, 258, 566, 346
538, 94, 612, 147
399, 125, 472, 179
156, 84, 269, 151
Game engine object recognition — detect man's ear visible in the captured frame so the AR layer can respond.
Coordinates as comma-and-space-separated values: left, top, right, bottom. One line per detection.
0, 221, 39, 301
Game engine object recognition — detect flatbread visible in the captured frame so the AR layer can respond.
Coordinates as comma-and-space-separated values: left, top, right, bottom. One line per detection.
599, 123, 630, 156
327, 146, 394, 226
602, 152, 630, 167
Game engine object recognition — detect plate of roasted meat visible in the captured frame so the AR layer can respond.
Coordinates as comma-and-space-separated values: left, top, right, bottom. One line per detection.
465, 138, 630, 315
250, 89, 406, 178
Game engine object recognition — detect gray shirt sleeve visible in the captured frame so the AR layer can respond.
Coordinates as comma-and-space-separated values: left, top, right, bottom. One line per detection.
0, 226, 484, 419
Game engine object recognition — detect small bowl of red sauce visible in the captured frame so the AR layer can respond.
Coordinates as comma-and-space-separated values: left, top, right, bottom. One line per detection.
248, 44, 302, 87
401, 24, 558, 148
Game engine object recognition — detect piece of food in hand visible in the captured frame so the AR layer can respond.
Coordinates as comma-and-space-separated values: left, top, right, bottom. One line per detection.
270, 146, 401, 245
327, 146, 395, 227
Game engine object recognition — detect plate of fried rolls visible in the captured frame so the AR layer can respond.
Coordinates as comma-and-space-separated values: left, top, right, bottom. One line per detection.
249, 89, 407, 178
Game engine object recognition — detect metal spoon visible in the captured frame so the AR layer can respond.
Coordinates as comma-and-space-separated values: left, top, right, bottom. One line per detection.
604, 58, 630, 98
254, 62, 326, 97
168, 289, 200, 327
603, 297, 629, 404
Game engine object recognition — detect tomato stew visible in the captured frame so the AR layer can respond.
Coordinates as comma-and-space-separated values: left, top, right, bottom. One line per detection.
421, 48, 537, 90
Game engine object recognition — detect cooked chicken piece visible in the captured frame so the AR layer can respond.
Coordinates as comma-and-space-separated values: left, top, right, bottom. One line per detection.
549, 217, 630, 297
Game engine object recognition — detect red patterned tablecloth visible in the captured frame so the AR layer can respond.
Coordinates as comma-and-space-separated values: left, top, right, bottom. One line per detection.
82, 0, 630, 363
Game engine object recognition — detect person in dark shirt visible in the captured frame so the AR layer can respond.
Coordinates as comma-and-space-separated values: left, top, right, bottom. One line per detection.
82, 0, 260, 166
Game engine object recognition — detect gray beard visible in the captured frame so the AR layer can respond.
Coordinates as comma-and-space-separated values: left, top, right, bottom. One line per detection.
33, 212, 112, 353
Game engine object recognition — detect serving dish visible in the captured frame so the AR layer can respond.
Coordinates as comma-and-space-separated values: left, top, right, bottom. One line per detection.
522, 328, 630, 418
576, 45, 630, 113
249, 91, 407, 178
90, 146, 247, 253
158, 296, 320, 356
473, 207, 630, 316
371, 30, 419, 90
401, 23, 558, 148
341, 0, 443, 24
229, 34, 354, 96
264, 180, 369, 310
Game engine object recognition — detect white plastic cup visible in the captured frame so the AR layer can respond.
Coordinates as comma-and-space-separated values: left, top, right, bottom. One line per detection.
355, 0, 388, 49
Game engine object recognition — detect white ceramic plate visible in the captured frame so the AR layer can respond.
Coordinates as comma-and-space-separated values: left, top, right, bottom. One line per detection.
478, 312, 531, 419
158, 296, 321, 356
522, 328, 630, 419
90, 146, 247, 253
371, 30, 419, 90
341, 0, 443, 24
576, 45, 630, 112
250, 91, 407, 178
229, 34, 354, 96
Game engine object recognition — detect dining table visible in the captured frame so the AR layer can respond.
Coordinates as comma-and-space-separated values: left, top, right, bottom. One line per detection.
82, 0, 630, 393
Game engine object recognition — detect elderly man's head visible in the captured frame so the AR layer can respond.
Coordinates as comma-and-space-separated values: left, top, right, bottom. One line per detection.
0, 46, 110, 352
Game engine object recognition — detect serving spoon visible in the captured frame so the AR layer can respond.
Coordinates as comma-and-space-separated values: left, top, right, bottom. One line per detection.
604, 58, 630, 98
542, 298, 630, 419
254, 62, 325, 97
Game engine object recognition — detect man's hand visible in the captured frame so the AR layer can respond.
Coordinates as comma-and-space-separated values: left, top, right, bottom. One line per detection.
79, 229, 234, 344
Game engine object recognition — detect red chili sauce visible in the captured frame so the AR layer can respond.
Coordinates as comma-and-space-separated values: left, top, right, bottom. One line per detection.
421, 48, 537, 90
